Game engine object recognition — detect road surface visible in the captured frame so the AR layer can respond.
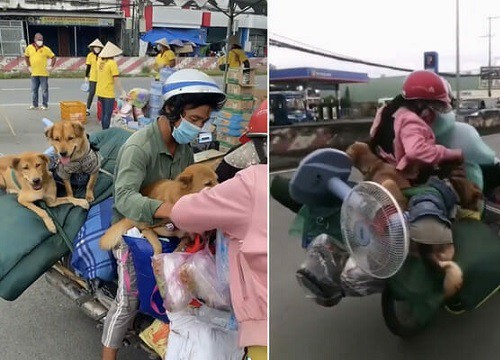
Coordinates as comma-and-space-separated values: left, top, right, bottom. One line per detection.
269, 133, 500, 360
0, 75, 265, 360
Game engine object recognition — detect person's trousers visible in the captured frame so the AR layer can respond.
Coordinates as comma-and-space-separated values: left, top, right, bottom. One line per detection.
31, 76, 48, 107
86, 81, 97, 110
98, 96, 115, 130
101, 243, 139, 349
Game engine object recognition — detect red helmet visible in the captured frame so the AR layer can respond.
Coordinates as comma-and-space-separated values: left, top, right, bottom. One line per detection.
239, 99, 268, 144
402, 70, 451, 105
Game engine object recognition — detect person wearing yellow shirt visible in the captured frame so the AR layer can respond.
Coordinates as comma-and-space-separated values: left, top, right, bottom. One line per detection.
227, 43, 250, 69
96, 41, 126, 130
24, 33, 56, 110
85, 38, 104, 115
153, 38, 176, 80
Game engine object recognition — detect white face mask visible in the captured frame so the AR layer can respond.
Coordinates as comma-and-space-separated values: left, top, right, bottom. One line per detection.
35, 40, 43, 47
94, 47, 101, 54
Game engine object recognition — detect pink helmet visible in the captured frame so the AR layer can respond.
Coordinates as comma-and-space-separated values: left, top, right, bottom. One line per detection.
402, 70, 451, 106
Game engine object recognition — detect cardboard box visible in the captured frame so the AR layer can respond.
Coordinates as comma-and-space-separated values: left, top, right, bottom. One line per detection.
217, 108, 252, 122
226, 68, 256, 86
60, 101, 87, 124
224, 94, 255, 112
226, 83, 255, 96
215, 117, 249, 129
216, 132, 242, 146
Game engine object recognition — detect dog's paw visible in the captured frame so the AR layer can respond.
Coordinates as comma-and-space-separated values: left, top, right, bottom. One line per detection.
85, 192, 95, 203
44, 218, 57, 234
74, 199, 90, 209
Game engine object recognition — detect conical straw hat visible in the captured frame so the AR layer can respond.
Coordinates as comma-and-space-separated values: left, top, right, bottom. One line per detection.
154, 38, 170, 49
99, 41, 122, 58
88, 38, 104, 48
228, 35, 240, 46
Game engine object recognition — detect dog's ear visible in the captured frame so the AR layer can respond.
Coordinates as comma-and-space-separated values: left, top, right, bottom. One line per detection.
177, 173, 193, 190
38, 154, 50, 164
71, 121, 85, 137
44, 126, 54, 139
12, 157, 20, 170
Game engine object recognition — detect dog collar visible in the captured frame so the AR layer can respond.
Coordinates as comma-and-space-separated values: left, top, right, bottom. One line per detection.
10, 168, 21, 190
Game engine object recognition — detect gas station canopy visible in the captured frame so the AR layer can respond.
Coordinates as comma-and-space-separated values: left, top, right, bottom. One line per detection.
270, 67, 370, 90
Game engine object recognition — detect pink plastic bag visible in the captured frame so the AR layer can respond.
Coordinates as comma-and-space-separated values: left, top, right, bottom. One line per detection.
153, 252, 192, 313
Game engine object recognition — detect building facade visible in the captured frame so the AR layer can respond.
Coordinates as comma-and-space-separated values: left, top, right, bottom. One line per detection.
0, 0, 123, 57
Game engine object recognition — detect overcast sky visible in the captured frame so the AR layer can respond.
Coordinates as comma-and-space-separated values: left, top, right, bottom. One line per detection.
269, 0, 500, 78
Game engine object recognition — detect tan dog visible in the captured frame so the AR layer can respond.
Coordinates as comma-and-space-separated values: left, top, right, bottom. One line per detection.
0, 152, 89, 233
45, 121, 100, 203
100, 163, 218, 254
345, 142, 465, 299
346, 141, 411, 209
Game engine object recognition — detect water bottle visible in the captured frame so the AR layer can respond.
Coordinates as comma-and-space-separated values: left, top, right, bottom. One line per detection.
148, 106, 161, 121
159, 67, 175, 83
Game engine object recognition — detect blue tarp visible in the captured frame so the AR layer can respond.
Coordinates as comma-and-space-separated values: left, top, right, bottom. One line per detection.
141, 28, 207, 46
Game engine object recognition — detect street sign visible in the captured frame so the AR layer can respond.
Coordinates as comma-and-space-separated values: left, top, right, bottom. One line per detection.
424, 51, 439, 73
480, 66, 500, 80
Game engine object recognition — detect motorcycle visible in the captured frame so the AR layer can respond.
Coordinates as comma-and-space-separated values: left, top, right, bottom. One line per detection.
271, 147, 500, 338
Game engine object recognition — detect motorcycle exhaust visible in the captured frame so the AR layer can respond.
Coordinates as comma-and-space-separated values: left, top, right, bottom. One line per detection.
45, 268, 108, 322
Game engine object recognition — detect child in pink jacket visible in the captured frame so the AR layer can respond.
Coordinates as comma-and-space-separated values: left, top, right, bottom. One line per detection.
169, 164, 268, 358
370, 70, 464, 254
370, 71, 463, 183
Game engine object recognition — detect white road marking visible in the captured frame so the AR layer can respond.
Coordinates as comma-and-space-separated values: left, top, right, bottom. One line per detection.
0, 103, 59, 107
0, 87, 61, 91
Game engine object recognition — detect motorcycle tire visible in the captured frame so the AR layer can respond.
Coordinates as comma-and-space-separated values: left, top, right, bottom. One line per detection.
381, 285, 430, 338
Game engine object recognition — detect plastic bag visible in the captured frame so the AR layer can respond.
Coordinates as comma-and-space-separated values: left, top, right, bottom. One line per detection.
181, 245, 231, 311
165, 305, 243, 360
153, 252, 192, 313
340, 258, 386, 296
215, 230, 230, 288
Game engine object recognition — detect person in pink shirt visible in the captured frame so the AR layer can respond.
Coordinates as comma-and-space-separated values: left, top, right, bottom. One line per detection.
168, 102, 268, 360
370, 70, 464, 184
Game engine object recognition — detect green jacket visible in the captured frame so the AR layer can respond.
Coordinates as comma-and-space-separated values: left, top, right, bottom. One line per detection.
112, 119, 194, 225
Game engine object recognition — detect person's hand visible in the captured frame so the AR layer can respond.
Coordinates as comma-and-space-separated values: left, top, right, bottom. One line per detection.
27, 66, 32, 74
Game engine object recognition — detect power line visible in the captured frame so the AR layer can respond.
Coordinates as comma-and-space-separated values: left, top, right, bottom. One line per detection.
270, 34, 480, 78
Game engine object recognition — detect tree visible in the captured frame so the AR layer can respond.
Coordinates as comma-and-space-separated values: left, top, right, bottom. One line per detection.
340, 86, 352, 109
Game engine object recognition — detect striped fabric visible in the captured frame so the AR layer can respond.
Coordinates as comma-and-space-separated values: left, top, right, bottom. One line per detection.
71, 197, 117, 281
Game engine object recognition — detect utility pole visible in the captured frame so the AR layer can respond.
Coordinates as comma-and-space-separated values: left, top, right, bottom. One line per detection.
488, 16, 492, 97
456, 0, 460, 107
486, 16, 500, 97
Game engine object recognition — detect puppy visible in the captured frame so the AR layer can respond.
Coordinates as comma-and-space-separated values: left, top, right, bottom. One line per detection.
0, 152, 89, 233
45, 121, 100, 203
100, 163, 218, 254
345, 141, 411, 209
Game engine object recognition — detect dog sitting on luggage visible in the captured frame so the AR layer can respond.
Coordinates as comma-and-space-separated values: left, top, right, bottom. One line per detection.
0, 152, 89, 233
45, 120, 101, 203
345, 141, 473, 299
100, 163, 218, 255
345, 141, 411, 209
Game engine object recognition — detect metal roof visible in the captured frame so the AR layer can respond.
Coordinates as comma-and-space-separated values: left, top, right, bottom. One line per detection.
270, 67, 370, 86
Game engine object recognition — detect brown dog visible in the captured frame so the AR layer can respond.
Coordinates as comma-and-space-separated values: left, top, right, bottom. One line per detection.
345, 142, 467, 299
45, 121, 100, 203
346, 141, 411, 209
0, 152, 89, 233
100, 163, 218, 254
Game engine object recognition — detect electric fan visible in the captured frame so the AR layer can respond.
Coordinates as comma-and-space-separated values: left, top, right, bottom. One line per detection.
290, 148, 409, 278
